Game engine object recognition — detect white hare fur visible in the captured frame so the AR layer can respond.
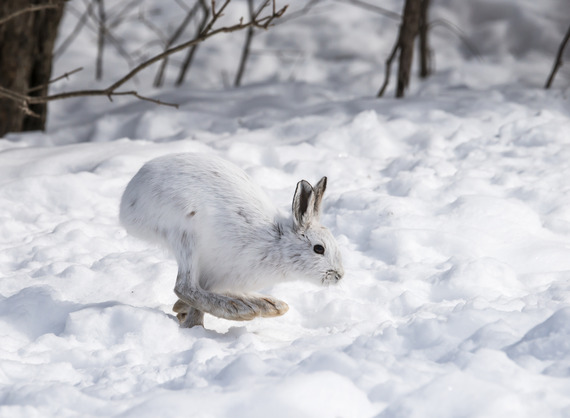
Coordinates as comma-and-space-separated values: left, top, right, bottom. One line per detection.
120, 153, 344, 328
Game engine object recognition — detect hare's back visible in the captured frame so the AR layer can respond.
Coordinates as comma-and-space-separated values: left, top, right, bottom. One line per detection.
120, 153, 276, 234
147, 153, 271, 208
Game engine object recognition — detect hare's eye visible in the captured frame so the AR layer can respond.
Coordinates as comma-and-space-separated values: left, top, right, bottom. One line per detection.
313, 244, 325, 255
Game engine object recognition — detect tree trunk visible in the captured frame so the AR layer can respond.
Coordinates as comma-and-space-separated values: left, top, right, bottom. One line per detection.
418, 0, 431, 78
0, 0, 64, 137
396, 0, 421, 98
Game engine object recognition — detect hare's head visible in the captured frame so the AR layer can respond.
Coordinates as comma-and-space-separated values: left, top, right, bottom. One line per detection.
283, 177, 344, 285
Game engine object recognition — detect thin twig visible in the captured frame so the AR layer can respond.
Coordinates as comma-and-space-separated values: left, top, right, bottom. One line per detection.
273, 0, 320, 25
546, 24, 570, 89
27, 68, 84, 93
203, 0, 231, 35
0, 3, 61, 26
0, 85, 178, 111
377, 36, 399, 97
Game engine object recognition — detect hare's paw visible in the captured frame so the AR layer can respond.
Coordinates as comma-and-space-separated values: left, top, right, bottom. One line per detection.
172, 299, 204, 328
181, 308, 205, 328
224, 298, 261, 321
173, 298, 188, 314
248, 296, 289, 318
222, 296, 287, 320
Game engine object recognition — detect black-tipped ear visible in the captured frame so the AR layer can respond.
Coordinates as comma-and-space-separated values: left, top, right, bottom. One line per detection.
292, 180, 315, 230
313, 176, 327, 220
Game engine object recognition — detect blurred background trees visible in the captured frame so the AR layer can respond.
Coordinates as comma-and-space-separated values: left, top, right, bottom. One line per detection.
0, 0, 568, 137
0, 0, 286, 137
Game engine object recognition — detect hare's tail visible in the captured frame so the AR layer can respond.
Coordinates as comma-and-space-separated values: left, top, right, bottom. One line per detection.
174, 280, 288, 322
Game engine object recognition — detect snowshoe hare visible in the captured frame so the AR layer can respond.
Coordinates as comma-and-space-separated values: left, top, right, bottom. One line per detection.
120, 153, 344, 328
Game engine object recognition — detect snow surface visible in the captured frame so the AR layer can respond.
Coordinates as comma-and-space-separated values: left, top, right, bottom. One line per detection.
2, 0, 570, 416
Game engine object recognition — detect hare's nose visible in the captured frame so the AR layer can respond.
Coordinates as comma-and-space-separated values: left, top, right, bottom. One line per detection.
327, 269, 343, 282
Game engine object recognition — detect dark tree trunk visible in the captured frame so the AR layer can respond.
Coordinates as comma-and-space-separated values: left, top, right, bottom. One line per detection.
0, 0, 64, 137
396, 0, 421, 98
378, 0, 431, 98
418, 0, 431, 78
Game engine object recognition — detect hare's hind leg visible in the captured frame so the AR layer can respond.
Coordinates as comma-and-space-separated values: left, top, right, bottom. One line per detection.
172, 229, 284, 322
175, 270, 282, 321
175, 270, 289, 321
172, 299, 204, 328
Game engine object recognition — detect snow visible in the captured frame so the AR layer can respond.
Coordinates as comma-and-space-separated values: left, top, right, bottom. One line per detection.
1, 0, 570, 416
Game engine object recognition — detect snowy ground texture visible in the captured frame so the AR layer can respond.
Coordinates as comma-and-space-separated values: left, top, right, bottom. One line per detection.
2, 0, 570, 416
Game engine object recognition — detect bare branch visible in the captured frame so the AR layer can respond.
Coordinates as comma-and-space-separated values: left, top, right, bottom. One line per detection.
111, 0, 286, 91
0, 0, 289, 111
274, 0, 320, 25
106, 91, 179, 108
20, 104, 41, 119
377, 36, 399, 97
0, 86, 27, 103
251, 0, 287, 29
202, 0, 231, 36
0, 85, 179, 114
546, 24, 570, 89
27, 67, 84, 93
0, 3, 62, 26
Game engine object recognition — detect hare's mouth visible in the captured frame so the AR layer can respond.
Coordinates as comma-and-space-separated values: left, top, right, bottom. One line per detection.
322, 270, 342, 285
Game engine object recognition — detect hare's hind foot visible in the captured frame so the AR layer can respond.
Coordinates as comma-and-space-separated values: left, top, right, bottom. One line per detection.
173, 278, 289, 322
174, 290, 288, 322
245, 295, 289, 318
220, 294, 289, 320
173, 299, 204, 328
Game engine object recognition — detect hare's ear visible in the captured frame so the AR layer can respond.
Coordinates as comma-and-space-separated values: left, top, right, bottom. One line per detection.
292, 180, 316, 231
312, 176, 327, 221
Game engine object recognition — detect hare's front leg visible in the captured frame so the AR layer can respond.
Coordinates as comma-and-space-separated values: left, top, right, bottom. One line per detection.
172, 299, 204, 328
